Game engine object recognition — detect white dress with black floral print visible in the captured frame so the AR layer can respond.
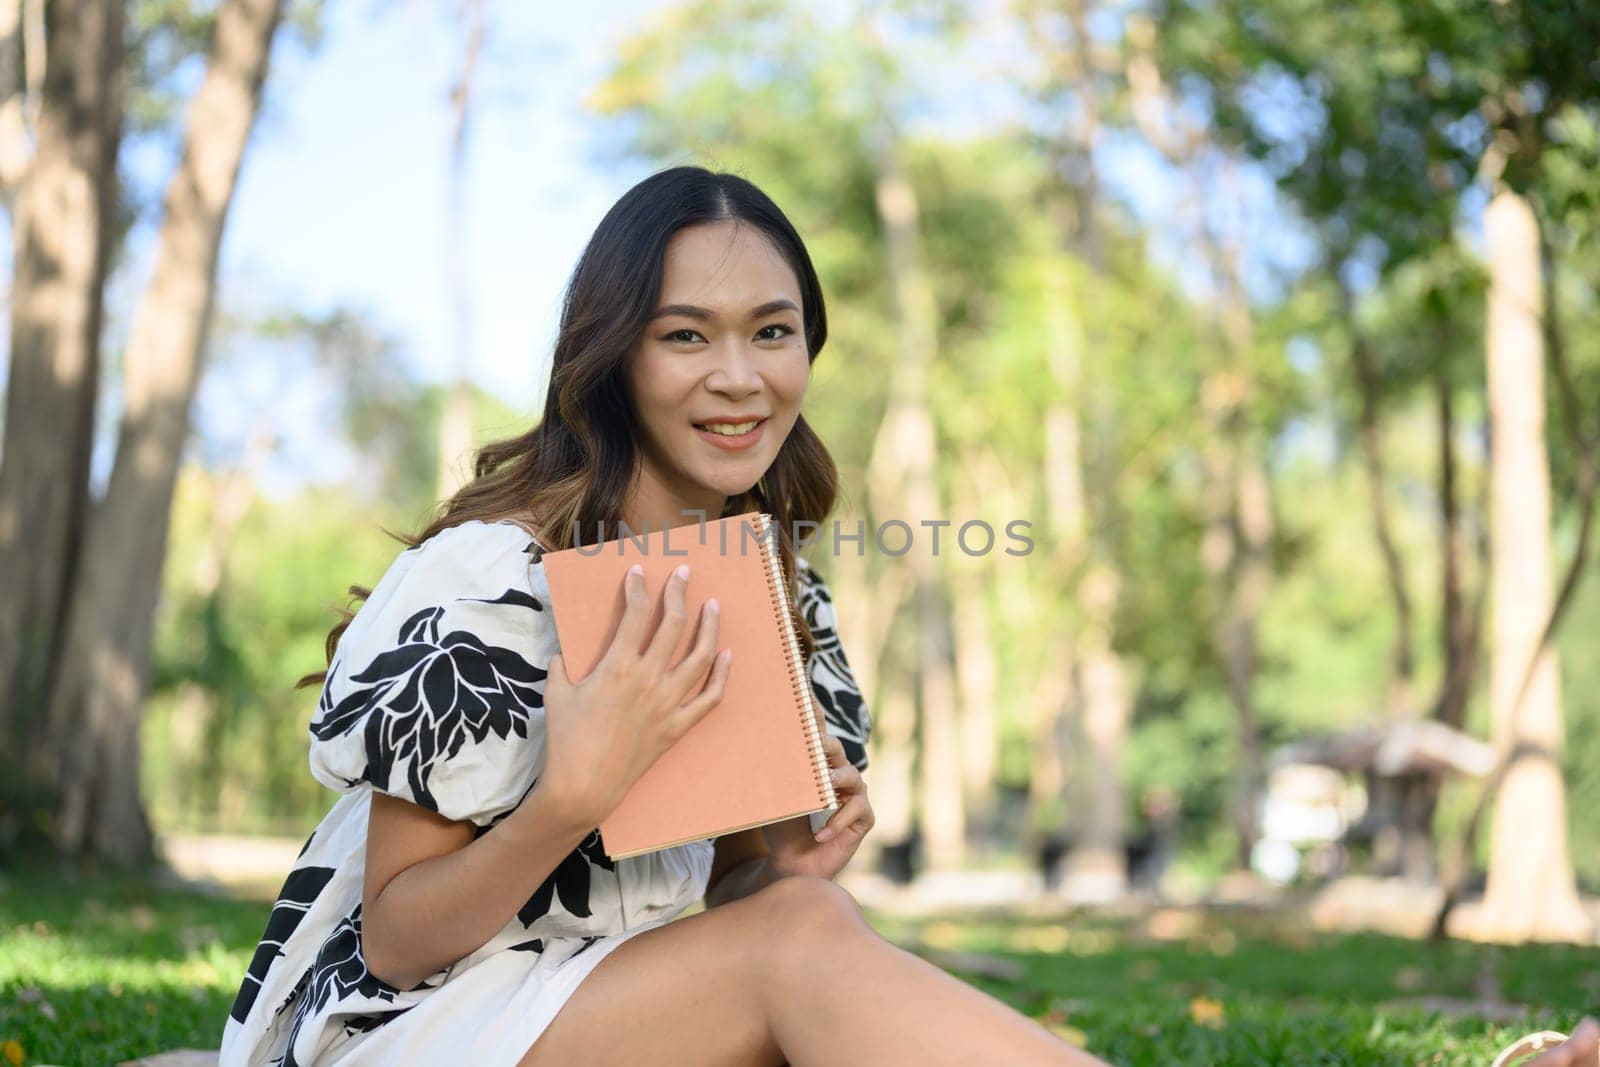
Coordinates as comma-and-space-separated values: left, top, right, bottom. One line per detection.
218, 519, 872, 1066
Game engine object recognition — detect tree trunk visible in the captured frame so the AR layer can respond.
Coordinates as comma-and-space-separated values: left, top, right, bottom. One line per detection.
1126, 17, 1273, 873
1063, 562, 1131, 901
828, 531, 904, 875
0, 0, 122, 812
1347, 316, 1415, 717
1034, 0, 1137, 893
1433, 361, 1479, 729
49, 0, 286, 861
1479, 188, 1588, 942
951, 451, 1005, 832
860, 67, 963, 869
1196, 160, 1272, 872
1225, 446, 1272, 870
951, 561, 998, 828
435, 0, 483, 500
0, 0, 32, 198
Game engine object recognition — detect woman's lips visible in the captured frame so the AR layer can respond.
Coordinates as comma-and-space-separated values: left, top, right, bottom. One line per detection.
694, 418, 767, 450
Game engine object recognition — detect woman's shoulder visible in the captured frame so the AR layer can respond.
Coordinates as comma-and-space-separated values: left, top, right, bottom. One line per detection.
409, 517, 546, 563
369, 519, 547, 601
309, 517, 555, 823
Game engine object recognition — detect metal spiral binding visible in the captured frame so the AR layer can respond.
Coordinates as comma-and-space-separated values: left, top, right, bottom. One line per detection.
755, 513, 837, 809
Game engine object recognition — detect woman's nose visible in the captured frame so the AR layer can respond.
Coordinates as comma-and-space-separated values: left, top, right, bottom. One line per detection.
706, 341, 763, 396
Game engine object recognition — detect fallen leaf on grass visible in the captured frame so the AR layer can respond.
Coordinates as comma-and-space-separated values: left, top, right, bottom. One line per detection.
1007, 924, 1072, 954
2, 1039, 23, 1067
1035, 1009, 1089, 1047
1189, 995, 1227, 1029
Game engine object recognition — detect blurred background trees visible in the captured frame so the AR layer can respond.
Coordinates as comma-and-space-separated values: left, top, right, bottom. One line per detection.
0, 0, 1596, 944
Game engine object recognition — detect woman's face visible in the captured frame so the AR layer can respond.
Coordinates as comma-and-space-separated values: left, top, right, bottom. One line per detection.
624, 220, 811, 520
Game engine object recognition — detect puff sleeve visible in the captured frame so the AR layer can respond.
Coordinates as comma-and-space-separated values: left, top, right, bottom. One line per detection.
797, 557, 872, 773
307, 520, 556, 826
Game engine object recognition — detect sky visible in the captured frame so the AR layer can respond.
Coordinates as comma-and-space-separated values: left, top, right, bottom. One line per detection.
217, 0, 671, 413
0, 0, 1326, 491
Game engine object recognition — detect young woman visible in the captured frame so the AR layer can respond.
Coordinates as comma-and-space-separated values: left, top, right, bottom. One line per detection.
219, 165, 1106, 1066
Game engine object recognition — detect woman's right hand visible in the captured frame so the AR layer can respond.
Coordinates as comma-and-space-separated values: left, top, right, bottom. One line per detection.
537, 563, 731, 829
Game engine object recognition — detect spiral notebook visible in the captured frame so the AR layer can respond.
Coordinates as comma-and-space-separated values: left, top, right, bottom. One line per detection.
541, 512, 838, 860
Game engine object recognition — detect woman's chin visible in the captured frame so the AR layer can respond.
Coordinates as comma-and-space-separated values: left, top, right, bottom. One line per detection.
693, 478, 761, 508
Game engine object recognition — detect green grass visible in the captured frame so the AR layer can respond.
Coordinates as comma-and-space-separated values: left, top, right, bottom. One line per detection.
1, 863, 1596, 1065
876, 909, 1600, 1064
0, 863, 265, 1066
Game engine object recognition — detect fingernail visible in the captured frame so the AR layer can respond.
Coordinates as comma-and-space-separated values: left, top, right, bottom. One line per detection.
815, 828, 834, 842
628, 564, 644, 578
675, 564, 690, 580
707, 597, 719, 613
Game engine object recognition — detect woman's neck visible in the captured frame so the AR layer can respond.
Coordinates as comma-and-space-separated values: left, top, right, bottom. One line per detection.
620, 482, 730, 537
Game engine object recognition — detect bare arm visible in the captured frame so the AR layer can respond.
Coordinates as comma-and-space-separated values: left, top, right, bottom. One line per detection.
361, 784, 592, 990
704, 828, 780, 909
362, 562, 730, 990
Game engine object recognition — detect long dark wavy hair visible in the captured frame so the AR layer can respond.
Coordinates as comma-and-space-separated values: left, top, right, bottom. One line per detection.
299, 165, 839, 688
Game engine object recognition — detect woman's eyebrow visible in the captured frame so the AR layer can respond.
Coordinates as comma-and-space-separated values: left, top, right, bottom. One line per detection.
649, 298, 800, 322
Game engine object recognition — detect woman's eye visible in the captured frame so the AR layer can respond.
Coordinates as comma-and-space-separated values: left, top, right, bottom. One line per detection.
664, 329, 703, 343
756, 324, 795, 341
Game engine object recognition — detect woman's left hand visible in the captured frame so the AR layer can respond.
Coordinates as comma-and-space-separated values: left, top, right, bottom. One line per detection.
762, 732, 873, 881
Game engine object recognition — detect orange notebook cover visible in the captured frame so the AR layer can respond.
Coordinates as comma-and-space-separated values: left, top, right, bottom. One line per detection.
541, 512, 838, 860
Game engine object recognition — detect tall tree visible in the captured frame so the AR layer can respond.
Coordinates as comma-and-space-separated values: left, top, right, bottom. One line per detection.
1127, 14, 1276, 869
49, 0, 288, 860
863, 112, 966, 872
1479, 184, 1588, 940
1015, 0, 1137, 901
436, 0, 484, 499
1160, 0, 1600, 918
0, 0, 123, 816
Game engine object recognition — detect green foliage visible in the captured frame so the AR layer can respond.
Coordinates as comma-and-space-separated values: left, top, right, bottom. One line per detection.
5, 867, 1596, 1064
918, 910, 1600, 1067
0, 866, 267, 1063
129, 0, 1600, 894
146, 486, 401, 834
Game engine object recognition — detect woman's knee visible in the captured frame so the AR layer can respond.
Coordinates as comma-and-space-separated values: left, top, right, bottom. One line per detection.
755, 875, 865, 921
748, 876, 874, 968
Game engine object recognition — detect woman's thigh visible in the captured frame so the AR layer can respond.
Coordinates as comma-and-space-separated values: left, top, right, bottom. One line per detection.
518, 877, 860, 1067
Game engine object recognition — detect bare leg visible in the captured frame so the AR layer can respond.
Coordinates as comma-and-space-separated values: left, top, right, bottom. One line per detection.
1522, 1018, 1600, 1067
519, 876, 1106, 1067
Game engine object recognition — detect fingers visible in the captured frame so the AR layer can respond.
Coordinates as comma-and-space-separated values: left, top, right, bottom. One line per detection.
815, 790, 873, 842
668, 644, 732, 737
640, 564, 693, 675
662, 595, 721, 698
829, 759, 862, 798
603, 565, 654, 663
820, 732, 847, 768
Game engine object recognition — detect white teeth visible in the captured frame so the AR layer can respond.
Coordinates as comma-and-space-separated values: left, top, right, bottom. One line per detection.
699, 420, 760, 436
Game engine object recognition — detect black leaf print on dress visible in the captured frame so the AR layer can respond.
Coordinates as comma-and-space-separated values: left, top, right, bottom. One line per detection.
518, 830, 616, 926
465, 587, 545, 611
279, 905, 414, 1067
797, 563, 872, 772
509, 937, 546, 953
309, 597, 547, 812
230, 865, 336, 1024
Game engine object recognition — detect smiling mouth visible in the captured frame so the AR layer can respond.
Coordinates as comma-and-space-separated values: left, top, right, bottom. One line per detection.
693, 418, 768, 436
